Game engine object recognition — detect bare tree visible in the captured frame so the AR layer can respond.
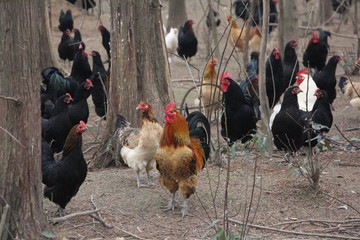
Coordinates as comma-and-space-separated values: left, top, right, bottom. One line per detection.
278, 0, 297, 55
319, 0, 332, 24
92, 0, 173, 168
0, 1, 54, 239
166, 0, 188, 31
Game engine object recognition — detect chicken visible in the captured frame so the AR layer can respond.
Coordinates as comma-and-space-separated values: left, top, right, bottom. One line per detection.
313, 55, 341, 105
339, 76, 360, 109
303, 28, 331, 71
165, 27, 178, 63
271, 86, 305, 153
58, 9, 73, 32
195, 59, 221, 117
58, 29, 75, 62
90, 51, 108, 118
72, 28, 85, 52
68, 79, 93, 125
71, 43, 92, 83
184, 105, 211, 161
98, 25, 111, 61
177, 20, 198, 60
226, 16, 262, 52
296, 68, 318, 111
66, 0, 96, 10
266, 46, 283, 108
42, 93, 74, 153
42, 121, 87, 216
206, 8, 221, 28
304, 89, 333, 147
116, 101, 163, 188
282, 40, 299, 91
233, 0, 278, 33
155, 102, 207, 217
220, 73, 257, 144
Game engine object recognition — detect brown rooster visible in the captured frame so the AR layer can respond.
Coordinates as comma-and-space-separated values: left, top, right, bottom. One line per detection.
226, 16, 261, 52
195, 59, 221, 116
115, 101, 163, 188
155, 102, 206, 217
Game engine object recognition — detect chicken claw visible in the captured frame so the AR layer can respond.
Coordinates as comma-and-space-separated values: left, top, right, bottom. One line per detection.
180, 199, 193, 218
161, 194, 176, 212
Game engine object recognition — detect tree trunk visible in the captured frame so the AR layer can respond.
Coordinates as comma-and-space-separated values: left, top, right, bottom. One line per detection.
278, 0, 297, 55
166, 0, 188, 31
92, 0, 173, 168
319, 0, 332, 25
258, 0, 273, 155
0, 1, 54, 239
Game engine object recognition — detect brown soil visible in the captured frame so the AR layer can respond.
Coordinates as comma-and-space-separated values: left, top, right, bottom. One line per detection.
45, 1, 360, 239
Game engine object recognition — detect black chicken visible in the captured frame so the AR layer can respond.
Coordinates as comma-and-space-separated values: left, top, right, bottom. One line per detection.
313, 55, 341, 105
58, 29, 75, 62
42, 121, 87, 216
220, 73, 257, 144
98, 25, 111, 61
266, 46, 283, 108
90, 51, 108, 118
42, 94, 74, 153
185, 105, 211, 161
304, 89, 333, 147
68, 79, 93, 125
72, 28, 85, 52
58, 9, 73, 32
177, 20, 198, 60
271, 86, 305, 153
71, 43, 92, 83
303, 28, 331, 71
282, 40, 299, 92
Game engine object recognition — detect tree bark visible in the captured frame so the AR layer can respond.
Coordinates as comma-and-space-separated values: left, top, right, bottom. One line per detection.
278, 0, 297, 55
92, 0, 173, 168
166, 0, 188, 31
319, 0, 332, 25
258, 0, 273, 155
0, 0, 54, 239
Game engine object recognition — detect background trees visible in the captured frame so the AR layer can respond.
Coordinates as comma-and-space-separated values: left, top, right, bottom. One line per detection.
0, 1, 54, 239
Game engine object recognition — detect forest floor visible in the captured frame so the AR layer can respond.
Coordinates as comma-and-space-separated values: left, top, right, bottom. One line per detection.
44, 0, 360, 239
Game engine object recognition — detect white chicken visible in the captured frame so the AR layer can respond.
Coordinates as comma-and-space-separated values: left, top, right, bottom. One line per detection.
165, 27, 178, 63
296, 69, 318, 111
116, 101, 163, 188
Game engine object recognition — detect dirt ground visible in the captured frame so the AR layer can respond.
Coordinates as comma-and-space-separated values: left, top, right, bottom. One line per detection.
44, 0, 360, 239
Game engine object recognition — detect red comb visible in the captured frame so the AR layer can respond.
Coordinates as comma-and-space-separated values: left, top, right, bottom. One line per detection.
220, 72, 232, 81
165, 102, 176, 112
66, 93, 72, 98
297, 68, 310, 76
79, 120, 86, 126
86, 79, 93, 85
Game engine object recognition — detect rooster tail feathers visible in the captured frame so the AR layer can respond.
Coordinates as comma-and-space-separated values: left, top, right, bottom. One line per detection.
115, 114, 130, 129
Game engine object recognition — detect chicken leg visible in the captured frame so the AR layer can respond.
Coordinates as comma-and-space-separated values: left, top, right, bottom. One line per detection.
180, 199, 193, 218
161, 193, 176, 212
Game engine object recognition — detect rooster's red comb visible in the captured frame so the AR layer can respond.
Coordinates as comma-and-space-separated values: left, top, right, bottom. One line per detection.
297, 68, 310, 76
79, 120, 86, 127
220, 72, 232, 81
65, 93, 72, 98
165, 102, 176, 113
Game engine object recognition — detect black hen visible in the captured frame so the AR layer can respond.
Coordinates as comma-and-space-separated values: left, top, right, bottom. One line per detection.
303, 28, 331, 71
98, 25, 111, 61
58, 29, 75, 61
42, 121, 87, 216
282, 40, 299, 92
68, 79, 94, 125
313, 55, 341, 104
71, 43, 92, 83
185, 105, 211, 161
72, 28, 85, 52
220, 73, 257, 144
177, 20, 198, 60
266, 46, 283, 108
58, 9, 73, 32
271, 86, 305, 153
42, 94, 74, 153
90, 51, 108, 118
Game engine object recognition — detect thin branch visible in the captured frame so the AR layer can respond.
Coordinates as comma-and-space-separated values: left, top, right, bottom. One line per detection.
273, 218, 360, 226
0, 95, 21, 105
0, 126, 26, 148
0, 204, 9, 238
334, 124, 360, 149
298, 26, 359, 40
322, 191, 360, 215
228, 218, 360, 239
114, 226, 147, 240
49, 209, 100, 223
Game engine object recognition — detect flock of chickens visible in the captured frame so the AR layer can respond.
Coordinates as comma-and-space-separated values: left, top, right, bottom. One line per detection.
38, 0, 360, 219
